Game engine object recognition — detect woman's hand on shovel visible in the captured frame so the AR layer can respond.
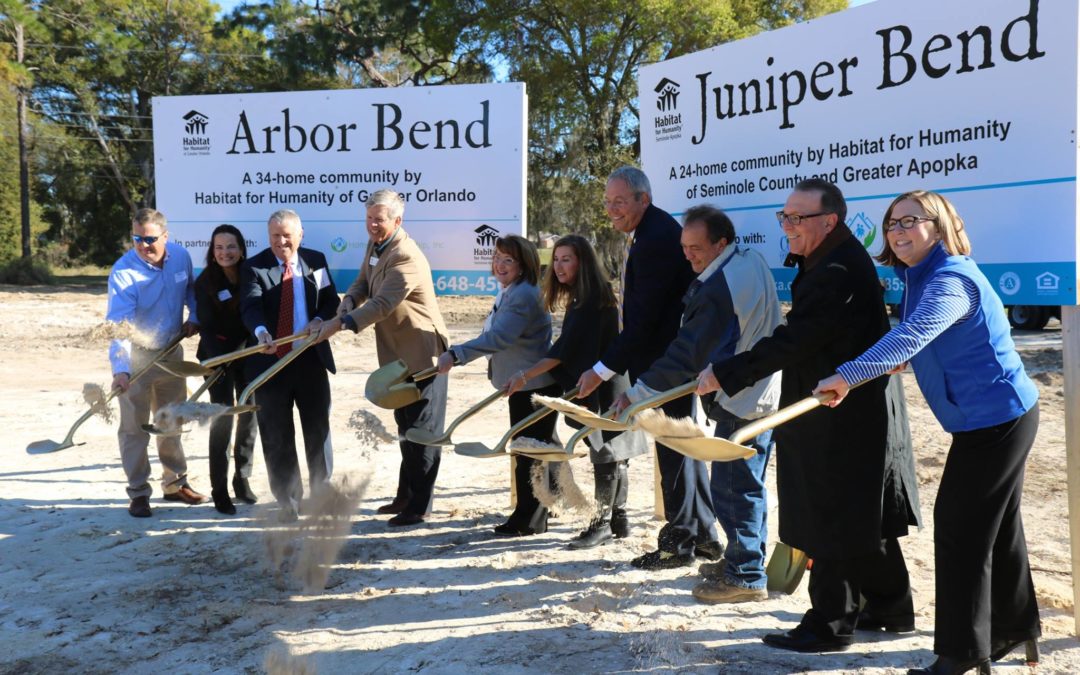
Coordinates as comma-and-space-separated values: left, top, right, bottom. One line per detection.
814, 373, 851, 407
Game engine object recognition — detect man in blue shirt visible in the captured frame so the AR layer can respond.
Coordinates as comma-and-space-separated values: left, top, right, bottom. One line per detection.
107, 208, 205, 518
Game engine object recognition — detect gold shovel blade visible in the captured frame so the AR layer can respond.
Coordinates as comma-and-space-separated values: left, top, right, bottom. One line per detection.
156, 360, 213, 378
512, 449, 586, 462
404, 427, 453, 447
365, 360, 421, 409
765, 543, 811, 594
452, 441, 508, 458
655, 435, 758, 462
26, 439, 78, 454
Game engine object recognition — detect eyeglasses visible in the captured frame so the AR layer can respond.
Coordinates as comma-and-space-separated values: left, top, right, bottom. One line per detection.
132, 234, 163, 245
493, 256, 518, 267
884, 215, 936, 232
603, 195, 639, 210
775, 211, 828, 226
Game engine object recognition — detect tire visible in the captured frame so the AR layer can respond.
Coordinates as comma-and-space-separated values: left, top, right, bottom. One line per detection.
1007, 305, 1049, 330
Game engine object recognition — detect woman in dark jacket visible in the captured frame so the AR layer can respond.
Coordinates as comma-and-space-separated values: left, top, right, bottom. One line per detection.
437, 235, 560, 536
817, 191, 1040, 675
195, 224, 259, 515
507, 235, 647, 548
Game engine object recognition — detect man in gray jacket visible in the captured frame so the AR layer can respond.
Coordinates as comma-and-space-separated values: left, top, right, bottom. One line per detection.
617, 205, 782, 601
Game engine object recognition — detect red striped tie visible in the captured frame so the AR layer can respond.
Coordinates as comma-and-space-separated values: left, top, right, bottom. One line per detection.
275, 262, 293, 358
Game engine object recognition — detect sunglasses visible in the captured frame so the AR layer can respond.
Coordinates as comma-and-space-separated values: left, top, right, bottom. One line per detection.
132, 234, 163, 245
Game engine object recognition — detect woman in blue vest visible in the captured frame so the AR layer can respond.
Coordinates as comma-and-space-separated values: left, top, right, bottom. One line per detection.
816, 190, 1039, 675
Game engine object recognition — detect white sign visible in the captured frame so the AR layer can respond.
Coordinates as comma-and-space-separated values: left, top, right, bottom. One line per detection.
153, 83, 527, 295
640, 0, 1078, 305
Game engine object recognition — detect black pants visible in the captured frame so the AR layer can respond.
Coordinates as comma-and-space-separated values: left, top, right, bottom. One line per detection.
393, 376, 442, 517
252, 349, 332, 505
206, 364, 258, 496
505, 384, 561, 533
655, 395, 718, 555
934, 405, 1041, 659
803, 537, 913, 640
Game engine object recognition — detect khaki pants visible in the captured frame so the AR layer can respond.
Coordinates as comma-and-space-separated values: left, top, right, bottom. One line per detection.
117, 347, 189, 499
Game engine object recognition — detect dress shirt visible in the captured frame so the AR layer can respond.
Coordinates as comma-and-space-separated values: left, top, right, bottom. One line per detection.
254, 256, 310, 343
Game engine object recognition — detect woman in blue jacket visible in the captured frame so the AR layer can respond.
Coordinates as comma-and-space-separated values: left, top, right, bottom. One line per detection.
816, 190, 1039, 675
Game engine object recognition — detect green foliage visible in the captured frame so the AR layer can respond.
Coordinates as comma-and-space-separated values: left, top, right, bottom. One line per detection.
0, 254, 55, 284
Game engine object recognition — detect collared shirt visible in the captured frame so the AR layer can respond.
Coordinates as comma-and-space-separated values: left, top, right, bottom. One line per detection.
106, 242, 196, 374
373, 226, 401, 257
254, 256, 310, 343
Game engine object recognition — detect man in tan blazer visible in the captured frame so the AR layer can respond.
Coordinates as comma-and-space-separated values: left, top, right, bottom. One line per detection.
315, 189, 449, 527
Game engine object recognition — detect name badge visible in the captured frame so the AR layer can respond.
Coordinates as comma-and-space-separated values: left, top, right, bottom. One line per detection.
174, 271, 188, 283
369, 255, 380, 267
217, 289, 232, 301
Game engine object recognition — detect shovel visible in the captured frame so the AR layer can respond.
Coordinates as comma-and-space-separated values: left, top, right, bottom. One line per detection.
26, 333, 185, 454
512, 401, 610, 462
766, 543, 811, 594
365, 359, 440, 410
157, 333, 309, 378
139, 368, 258, 436
537, 381, 697, 432
405, 388, 504, 447
454, 387, 580, 459
238, 333, 318, 406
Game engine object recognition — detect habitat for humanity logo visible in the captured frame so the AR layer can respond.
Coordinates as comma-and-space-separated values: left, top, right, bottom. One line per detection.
473, 224, 500, 265
847, 212, 877, 252
330, 237, 348, 253
182, 110, 211, 156
653, 78, 682, 143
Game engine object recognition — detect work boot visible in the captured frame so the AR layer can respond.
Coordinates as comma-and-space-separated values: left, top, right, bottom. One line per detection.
568, 520, 614, 549
693, 578, 767, 604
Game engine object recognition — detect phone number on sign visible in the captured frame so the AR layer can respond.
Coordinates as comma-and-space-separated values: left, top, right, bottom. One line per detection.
434, 275, 499, 293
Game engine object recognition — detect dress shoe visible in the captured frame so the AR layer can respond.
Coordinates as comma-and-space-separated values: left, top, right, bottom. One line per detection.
698, 557, 728, 579
692, 578, 767, 604
388, 512, 425, 527
906, 656, 990, 675
856, 611, 915, 634
128, 495, 152, 518
990, 637, 1038, 664
567, 521, 613, 549
610, 512, 630, 538
376, 498, 408, 515
163, 485, 208, 505
762, 624, 852, 653
630, 549, 694, 570
212, 491, 236, 515
232, 477, 258, 504
493, 522, 537, 537
695, 540, 724, 561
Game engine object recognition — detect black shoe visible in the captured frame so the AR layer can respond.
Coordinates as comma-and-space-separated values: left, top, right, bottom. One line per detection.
990, 637, 1038, 664
493, 521, 535, 537
610, 513, 630, 538
907, 656, 990, 675
388, 512, 425, 527
856, 611, 915, 634
212, 491, 236, 515
232, 477, 258, 504
128, 495, 152, 518
695, 540, 724, 561
630, 549, 694, 570
762, 624, 852, 653
568, 522, 613, 550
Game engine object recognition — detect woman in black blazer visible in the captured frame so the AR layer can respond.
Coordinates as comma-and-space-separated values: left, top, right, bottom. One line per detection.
195, 224, 259, 514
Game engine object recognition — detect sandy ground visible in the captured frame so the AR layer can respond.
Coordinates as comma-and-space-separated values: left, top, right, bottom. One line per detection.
1, 284, 1078, 674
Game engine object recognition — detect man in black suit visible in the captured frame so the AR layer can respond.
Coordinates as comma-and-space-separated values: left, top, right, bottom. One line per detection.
241, 209, 340, 521
577, 166, 718, 570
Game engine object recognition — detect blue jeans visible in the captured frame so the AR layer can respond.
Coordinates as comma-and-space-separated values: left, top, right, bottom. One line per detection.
709, 410, 773, 590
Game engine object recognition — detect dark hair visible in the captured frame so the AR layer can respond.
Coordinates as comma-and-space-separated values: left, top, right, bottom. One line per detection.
542, 235, 617, 312
794, 177, 847, 226
494, 235, 541, 286
196, 224, 247, 306
683, 205, 735, 245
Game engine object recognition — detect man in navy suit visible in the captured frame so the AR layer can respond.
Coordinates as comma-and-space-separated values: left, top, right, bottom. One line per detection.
241, 209, 340, 521
578, 166, 719, 569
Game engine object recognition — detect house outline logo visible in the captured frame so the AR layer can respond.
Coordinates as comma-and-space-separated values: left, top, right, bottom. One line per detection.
183, 110, 209, 136
654, 78, 680, 112
846, 212, 877, 251
1036, 271, 1059, 292
474, 224, 500, 246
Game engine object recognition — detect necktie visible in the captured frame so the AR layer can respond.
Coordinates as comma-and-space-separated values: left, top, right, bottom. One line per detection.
275, 262, 294, 358
617, 234, 633, 330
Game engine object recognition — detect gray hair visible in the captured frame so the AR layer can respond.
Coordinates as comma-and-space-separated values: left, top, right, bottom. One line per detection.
268, 209, 302, 231
607, 166, 652, 199
366, 189, 406, 220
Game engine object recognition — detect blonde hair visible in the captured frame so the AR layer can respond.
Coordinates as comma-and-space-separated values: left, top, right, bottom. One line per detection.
876, 190, 972, 266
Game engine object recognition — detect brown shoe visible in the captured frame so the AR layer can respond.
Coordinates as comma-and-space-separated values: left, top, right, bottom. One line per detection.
128, 495, 152, 518
376, 498, 408, 515
692, 578, 767, 604
163, 485, 208, 505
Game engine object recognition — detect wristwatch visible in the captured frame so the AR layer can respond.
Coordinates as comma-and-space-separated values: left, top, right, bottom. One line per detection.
340, 313, 359, 333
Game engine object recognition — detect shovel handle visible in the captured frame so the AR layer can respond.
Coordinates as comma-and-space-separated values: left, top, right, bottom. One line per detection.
729, 378, 872, 446
618, 381, 697, 424
502, 387, 580, 444
444, 387, 506, 435
237, 334, 318, 405
201, 332, 308, 370
411, 365, 439, 382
